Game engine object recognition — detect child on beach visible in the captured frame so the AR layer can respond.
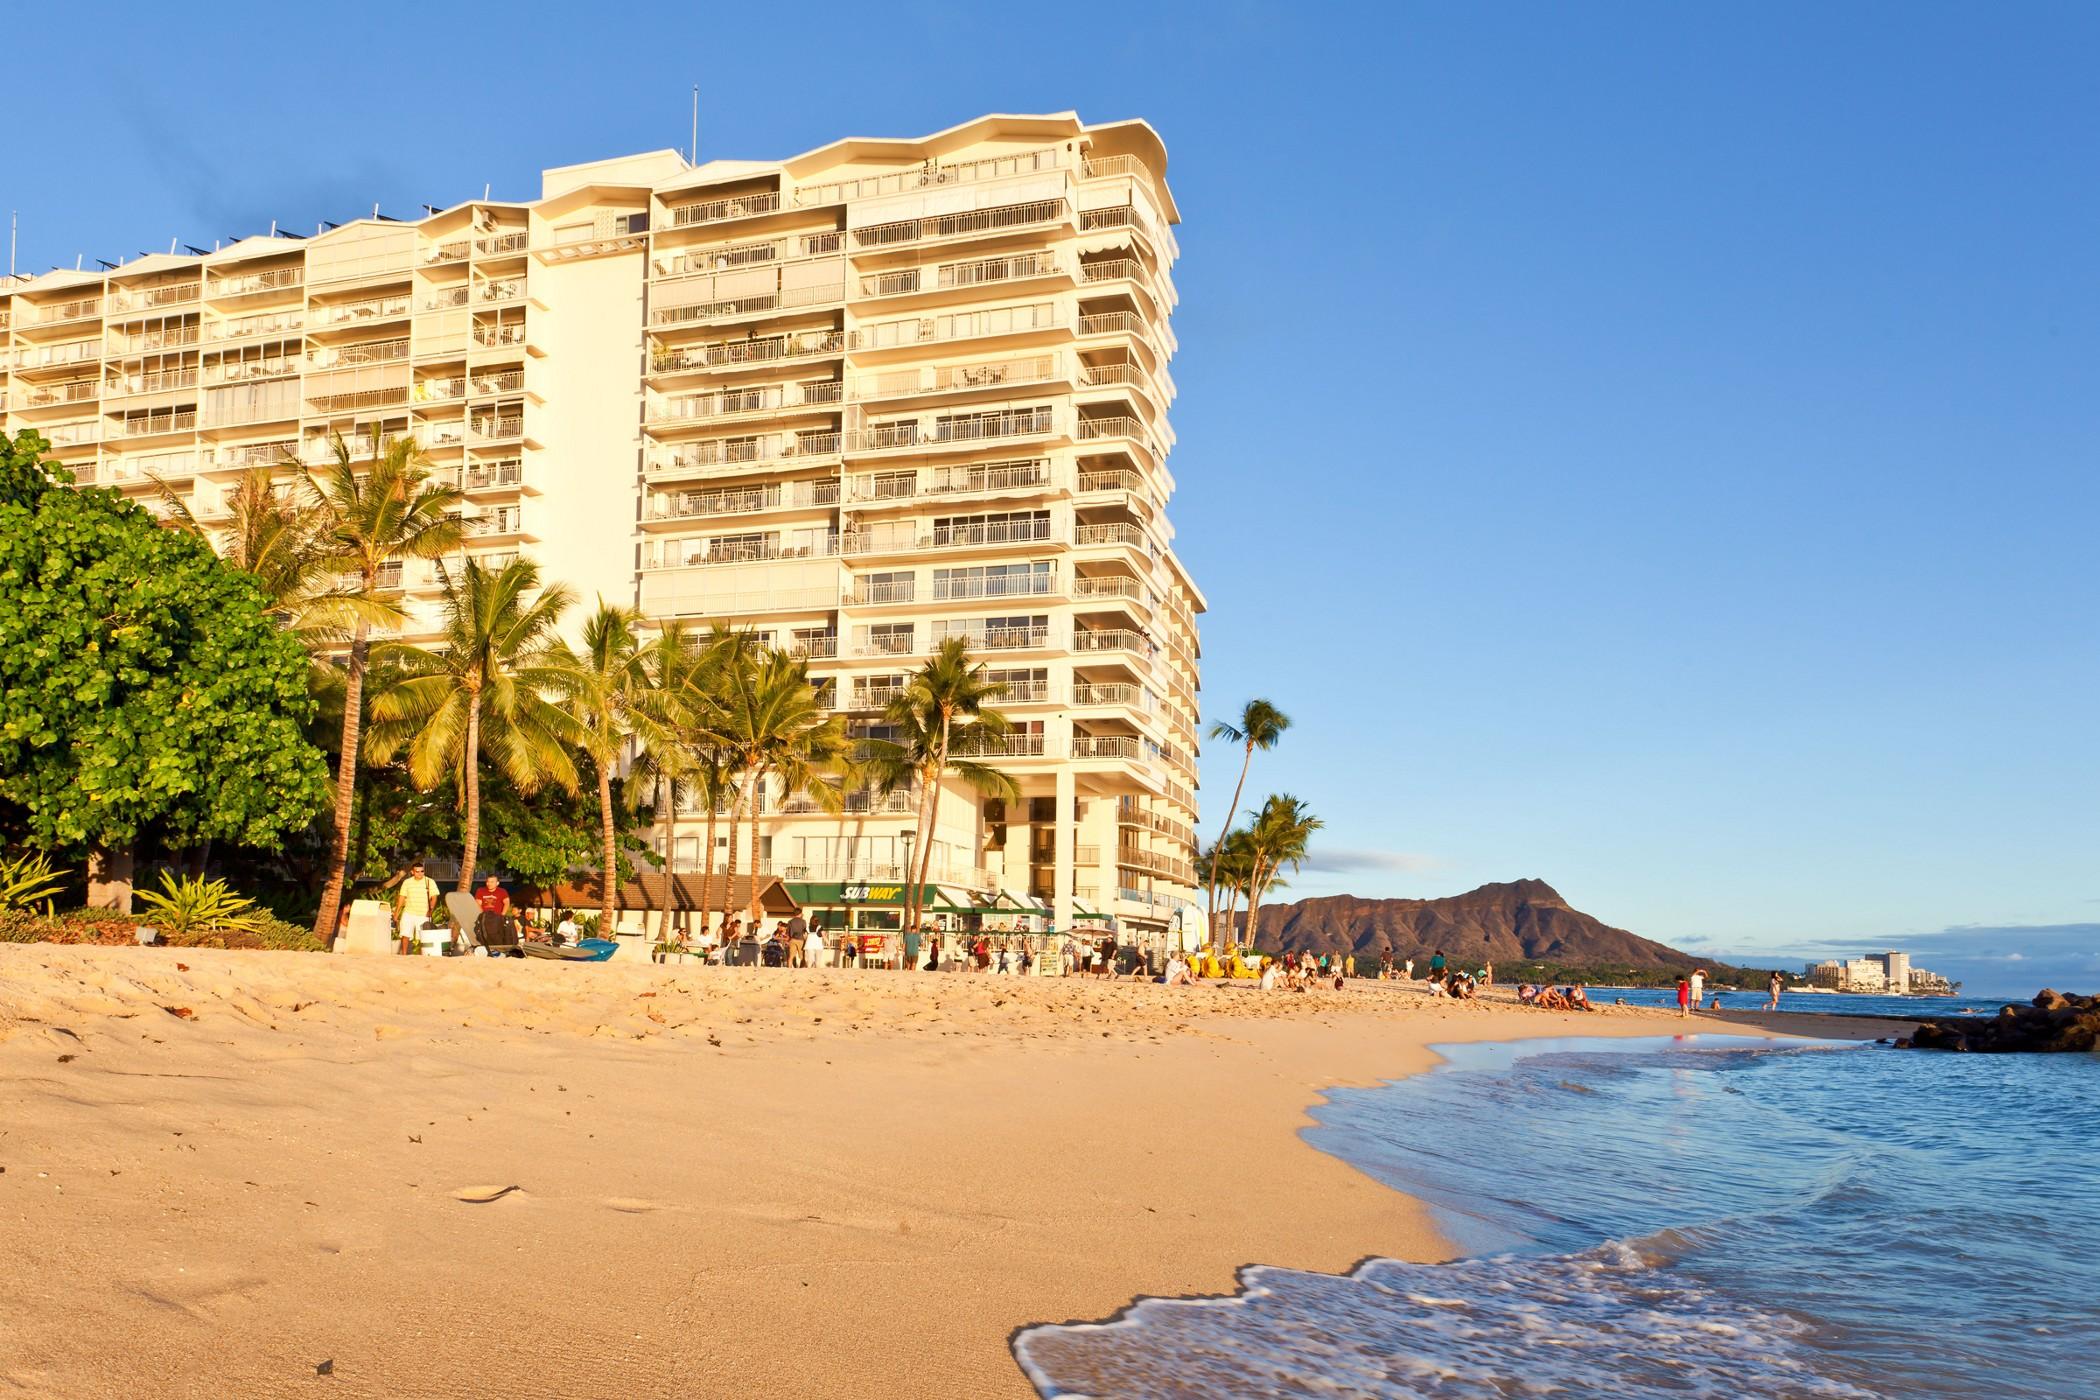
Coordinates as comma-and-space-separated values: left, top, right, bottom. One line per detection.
1676, 975, 1693, 1017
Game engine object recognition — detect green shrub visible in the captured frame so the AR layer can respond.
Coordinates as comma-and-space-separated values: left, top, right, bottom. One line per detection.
133, 873, 267, 937
0, 851, 68, 912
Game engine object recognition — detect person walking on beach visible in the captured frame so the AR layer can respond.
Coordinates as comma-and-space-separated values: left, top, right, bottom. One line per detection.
1766, 969, 1784, 1011
393, 860, 440, 949
1676, 974, 1693, 1018
1429, 949, 1446, 982
1403, 956, 1415, 981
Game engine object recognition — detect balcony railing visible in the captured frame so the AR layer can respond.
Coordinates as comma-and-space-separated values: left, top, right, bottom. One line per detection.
644, 535, 838, 569
36, 297, 103, 324
476, 231, 530, 257
470, 415, 523, 440
214, 438, 297, 469
850, 579, 916, 605
107, 282, 200, 314
847, 457, 1052, 501
1077, 415, 1164, 460
462, 460, 523, 490
424, 286, 471, 310
795, 147, 1061, 207
649, 380, 843, 423
934, 625, 1050, 652
1072, 735, 1143, 760
472, 323, 528, 349
1073, 683, 1146, 708
209, 312, 304, 342
209, 267, 303, 299
650, 329, 844, 374
956, 732, 1048, 758
111, 410, 198, 438
847, 305, 1065, 352
851, 198, 1067, 250
470, 370, 526, 396
108, 327, 200, 356
845, 407, 1055, 455
858, 355, 1060, 400
104, 367, 199, 398
1073, 523, 1147, 550
843, 516, 1054, 555
669, 190, 782, 228
477, 277, 525, 302
1077, 467, 1146, 495
649, 281, 845, 327
307, 337, 410, 369
14, 341, 102, 370
1072, 629, 1153, 656
858, 253, 1061, 299
1072, 575, 1146, 603
312, 294, 411, 327
18, 379, 101, 408
651, 479, 838, 519
930, 572, 1056, 601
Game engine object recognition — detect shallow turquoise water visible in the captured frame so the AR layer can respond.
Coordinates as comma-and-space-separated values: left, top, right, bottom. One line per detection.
1014, 1034, 2099, 1398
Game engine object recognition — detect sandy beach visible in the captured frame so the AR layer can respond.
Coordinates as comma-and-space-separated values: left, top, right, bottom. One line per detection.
0, 946, 1916, 1399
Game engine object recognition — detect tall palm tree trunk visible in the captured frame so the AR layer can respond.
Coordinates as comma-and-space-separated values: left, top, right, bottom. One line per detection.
596, 761, 618, 935
909, 719, 950, 943
1204, 743, 1254, 949
457, 703, 483, 892
721, 778, 744, 943
697, 795, 719, 939
746, 769, 766, 925
1244, 858, 1271, 949
311, 623, 371, 940
656, 775, 676, 944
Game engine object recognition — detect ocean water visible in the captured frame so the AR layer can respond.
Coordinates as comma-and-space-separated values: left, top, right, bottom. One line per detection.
1591, 986, 1997, 1019
1014, 1035, 2100, 1398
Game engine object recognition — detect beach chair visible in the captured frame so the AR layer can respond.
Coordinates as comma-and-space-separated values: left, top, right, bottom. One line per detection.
520, 938, 618, 962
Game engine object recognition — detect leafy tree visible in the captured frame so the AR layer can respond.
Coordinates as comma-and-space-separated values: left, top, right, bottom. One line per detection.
547, 601, 676, 931
713, 647, 851, 925
1239, 794, 1321, 950
1205, 699, 1291, 948
302, 434, 462, 939
861, 638, 1016, 935
366, 557, 578, 890
0, 430, 328, 900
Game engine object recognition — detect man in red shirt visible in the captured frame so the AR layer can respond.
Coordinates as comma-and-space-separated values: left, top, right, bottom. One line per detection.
474, 874, 512, 951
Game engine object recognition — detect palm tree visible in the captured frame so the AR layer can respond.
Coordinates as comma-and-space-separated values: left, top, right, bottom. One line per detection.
366, 557, 579, 890
860, 638, 1018, 936
1203, 828, 1258, 948
302, 434, 463, 940
625, 623, 707, 943
1205, 699, 1291, 949
713, 647, 851, 926
1239, 794, 1322, 951
547, 601, 676, 934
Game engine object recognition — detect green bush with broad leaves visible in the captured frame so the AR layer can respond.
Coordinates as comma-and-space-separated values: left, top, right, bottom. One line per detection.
133, 872, 269, 937
0, 851, 67, 912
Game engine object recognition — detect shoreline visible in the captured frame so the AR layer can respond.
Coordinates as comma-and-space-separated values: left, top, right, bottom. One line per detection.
0, 946, 1916, 1399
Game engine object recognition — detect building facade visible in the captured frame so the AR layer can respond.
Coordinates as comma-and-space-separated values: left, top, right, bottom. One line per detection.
0, 112, 1203, 945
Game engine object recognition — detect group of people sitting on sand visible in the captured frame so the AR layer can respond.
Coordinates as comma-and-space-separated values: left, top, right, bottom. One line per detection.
1518, 982, 1594, 1011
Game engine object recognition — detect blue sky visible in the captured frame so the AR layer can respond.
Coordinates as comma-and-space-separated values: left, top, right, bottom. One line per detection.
9, 2, 2095, 977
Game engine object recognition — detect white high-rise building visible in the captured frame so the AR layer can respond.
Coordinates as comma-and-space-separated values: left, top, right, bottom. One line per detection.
0, 113, 1203, 945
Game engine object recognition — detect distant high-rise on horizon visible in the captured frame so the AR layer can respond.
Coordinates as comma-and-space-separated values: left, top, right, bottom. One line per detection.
0, 112, 1202, 942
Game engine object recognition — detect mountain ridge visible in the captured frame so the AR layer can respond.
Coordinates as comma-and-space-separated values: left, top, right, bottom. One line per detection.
1245, 880, 1701, 969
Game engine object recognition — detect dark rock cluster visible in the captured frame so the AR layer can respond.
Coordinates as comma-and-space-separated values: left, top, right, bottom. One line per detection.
1899, 990, 2100, 1053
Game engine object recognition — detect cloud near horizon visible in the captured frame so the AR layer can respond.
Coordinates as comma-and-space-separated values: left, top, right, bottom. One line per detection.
1299, 848, 1449, 876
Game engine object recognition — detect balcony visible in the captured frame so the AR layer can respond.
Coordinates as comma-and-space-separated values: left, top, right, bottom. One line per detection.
542, 212, 652, 263
855, 354, 1062, 401
476, 231, 530, 258
849, 579, 916, 605
643, 535, 838, 569
477, 277, 526, 304
471, 323, 529, 350
649, 280, 845, 328
649, 479, 838, 521
848, 305, 1066, 354
33, 297, 103, 326
649, 329, 843, 376
107, 327, 200, 357
1072, 629, 1154, 657
311, 294, 412, 329
934, 624, 1051, 652
1074, 682, 1148, 709
851, 198, 1069, 252
469, 414, 524, 442
209, 312, 304, 343
470, 369, 526, 397
14, 340, 102, 372
423, 286, 471, 311
105, 367, 199, 398
668, 190, 783, 228
842, 516, 1054, 556
106, 282, 200, 316
958, 732, 1048, 758
16, 379, 102, 409
307, 337, 409, 370
424, 239, 471, 266
798, 147, 1064, 208
930, 571, 1057, 602
844, 406, 1056, 456
462, 460, 523, 491
110, 409, 199, 439
1072, 734, 1144, 761
1073, 522, 1149, 551
214, 358, 297, 385
857, 253, 1062, 301
1076, 467, 1146, 496
214, 438, 297, 469
653, 231, 840, 279
209, 267, 303, 301
647, 380, 842, 426
847, 457, 1052, 502
646, 430, 840, 479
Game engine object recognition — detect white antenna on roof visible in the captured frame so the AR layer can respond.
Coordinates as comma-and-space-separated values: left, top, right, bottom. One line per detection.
691, 84, 700, 164
8, 212, 15, 279
270, 220, 278, 237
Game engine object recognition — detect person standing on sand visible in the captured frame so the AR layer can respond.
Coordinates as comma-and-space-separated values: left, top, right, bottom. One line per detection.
1676, 974, 1693, 1017
1403, 956, 1415, 981
393, 860, 440, 948
1429, 949, 1446, 982
1767, 969, 1784, 1011
1689, 967, 1706, 1010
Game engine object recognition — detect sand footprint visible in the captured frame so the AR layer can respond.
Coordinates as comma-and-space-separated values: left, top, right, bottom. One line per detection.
602, 1197, 667, 1214
451, 1184, 524, 1204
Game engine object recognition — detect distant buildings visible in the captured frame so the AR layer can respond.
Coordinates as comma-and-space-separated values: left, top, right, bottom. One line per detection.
1803, 950, 1954, 995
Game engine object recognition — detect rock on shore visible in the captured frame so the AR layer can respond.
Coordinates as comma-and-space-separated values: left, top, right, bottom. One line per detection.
1899, 989, 2100, 1053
